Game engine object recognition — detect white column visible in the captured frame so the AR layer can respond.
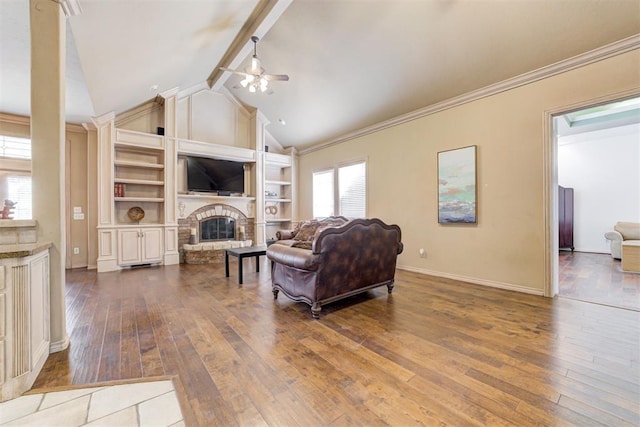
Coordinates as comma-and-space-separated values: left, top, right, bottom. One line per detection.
92, 112, 118, 272
84, 123, 99, 269
251, 110, 269, 246
286, 147, 298, 223
160, 88, 179, 265
29, 0, 68, 351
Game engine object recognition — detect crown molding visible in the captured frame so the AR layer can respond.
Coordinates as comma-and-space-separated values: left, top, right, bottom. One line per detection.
0, 113, 30, 126
114, 100, 163, 128
58, 0, 82, 17
82, 122, 96, 131
300, 34, 640, 155
159, 87, 180, 100
91, 111, 115, 128
0, 112, 86, 133
66, 123, 87, 133
177, 82, 209, 99
176, 84, 252, 118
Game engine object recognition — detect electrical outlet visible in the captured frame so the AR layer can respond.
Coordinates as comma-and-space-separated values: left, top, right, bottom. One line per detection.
73, 247, 80, 255
419, 248, 426, 258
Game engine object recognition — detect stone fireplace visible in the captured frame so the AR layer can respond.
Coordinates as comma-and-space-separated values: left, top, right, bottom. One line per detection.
178, 203, 254, 264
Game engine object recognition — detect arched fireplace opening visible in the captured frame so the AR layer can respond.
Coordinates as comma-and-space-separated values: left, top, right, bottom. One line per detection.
201, 216, 235, 241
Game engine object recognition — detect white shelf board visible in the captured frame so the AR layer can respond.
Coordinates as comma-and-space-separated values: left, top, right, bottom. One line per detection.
266, 218, 292, 223
114, 160, 164, 169
114, 140, 164, 152
178, 194, 256, 201
265, 180, 291, 186
114, 197, 164, 202
265, 198, 291, 203
114, 178, 164, 186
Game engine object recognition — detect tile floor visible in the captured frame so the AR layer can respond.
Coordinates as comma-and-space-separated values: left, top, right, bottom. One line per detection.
0, 379, 184, 426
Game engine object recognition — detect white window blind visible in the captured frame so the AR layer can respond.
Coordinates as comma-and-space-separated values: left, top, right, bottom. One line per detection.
313, 169, 334, 218
338, 162, 366, 218
312, 161, 367, 219
7, 175, 32, 219
0, 136, 31, 159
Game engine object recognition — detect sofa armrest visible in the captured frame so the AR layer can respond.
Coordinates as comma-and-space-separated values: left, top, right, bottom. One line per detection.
266, 244, 320, 271
276, 229, 295, 240
605, 231, 623, 242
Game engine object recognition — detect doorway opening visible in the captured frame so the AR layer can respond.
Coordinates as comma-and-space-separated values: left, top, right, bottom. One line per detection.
548, 95, 640, 310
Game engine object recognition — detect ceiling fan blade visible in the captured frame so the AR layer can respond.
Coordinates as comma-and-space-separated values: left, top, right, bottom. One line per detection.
219, 67, 251, 77
263, 74, 289, 82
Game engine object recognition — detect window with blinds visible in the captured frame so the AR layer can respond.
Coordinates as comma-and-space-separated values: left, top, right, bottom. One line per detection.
312, 169, 334, 218
312, 160, 367, 219
338, 162, 366, 218
0, 135, 32, 219
0, 135, 31, 159
7, 175, 32, 219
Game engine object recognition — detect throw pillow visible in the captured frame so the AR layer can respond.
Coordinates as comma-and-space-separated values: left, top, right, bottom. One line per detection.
294, 221, 319, 241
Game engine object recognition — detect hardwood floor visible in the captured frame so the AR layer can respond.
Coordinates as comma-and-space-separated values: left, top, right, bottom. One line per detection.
559, 251, 640, 311
34, 261, 640, 426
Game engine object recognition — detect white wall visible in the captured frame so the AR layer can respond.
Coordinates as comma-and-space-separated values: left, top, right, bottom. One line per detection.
558, 123, 640, 253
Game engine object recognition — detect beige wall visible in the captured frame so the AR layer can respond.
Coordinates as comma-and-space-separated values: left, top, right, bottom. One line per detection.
66, 128, 89, 268
298, 50, 640, 294
0, 114, 90, 268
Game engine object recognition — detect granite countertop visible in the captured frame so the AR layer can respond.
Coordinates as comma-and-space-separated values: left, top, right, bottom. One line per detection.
0, 219, 37, 228
0, 242, 52, 259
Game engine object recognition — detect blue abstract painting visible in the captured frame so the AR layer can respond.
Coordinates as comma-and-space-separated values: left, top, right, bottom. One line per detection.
438, 145, 477, 224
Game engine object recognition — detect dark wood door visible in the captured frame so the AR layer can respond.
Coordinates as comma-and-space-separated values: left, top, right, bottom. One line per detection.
559, 186, 574, 251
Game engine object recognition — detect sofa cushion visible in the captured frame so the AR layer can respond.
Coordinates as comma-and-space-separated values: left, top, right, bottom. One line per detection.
292, 240, 313, 250
273, 239, 296, 247
614, 222, 640, 240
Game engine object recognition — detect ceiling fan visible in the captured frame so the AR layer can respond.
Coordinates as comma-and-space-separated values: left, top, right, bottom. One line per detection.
220, 36, 289, 93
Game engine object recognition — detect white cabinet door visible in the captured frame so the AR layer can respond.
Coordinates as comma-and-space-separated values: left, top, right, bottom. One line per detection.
141, 228, 163, 263
118, 229, 142, 265
29, 251, 50, 372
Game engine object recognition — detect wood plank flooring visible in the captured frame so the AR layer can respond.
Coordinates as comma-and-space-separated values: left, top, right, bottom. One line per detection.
33, 260, 640, 426
559, 251, 640, 311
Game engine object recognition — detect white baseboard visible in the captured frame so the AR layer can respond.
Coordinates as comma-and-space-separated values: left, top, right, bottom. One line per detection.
396, 265, 544, 296
50, 335, 70, 353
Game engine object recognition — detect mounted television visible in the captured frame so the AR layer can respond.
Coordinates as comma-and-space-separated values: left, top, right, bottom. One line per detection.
186, 156, 245, 194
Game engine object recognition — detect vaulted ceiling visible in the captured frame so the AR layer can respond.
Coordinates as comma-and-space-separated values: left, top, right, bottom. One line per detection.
1, 0, 639, 150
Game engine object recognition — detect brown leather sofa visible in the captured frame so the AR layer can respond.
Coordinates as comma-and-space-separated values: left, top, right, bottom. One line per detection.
267, 217, 403, 318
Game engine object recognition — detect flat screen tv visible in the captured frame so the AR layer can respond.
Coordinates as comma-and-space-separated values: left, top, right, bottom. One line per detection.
186, 156, 245, 194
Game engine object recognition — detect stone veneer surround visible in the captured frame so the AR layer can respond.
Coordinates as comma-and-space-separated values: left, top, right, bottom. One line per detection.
178, 203, 254, 264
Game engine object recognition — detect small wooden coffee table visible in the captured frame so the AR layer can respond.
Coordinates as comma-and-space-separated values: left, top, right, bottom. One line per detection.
225, 246, 267, 284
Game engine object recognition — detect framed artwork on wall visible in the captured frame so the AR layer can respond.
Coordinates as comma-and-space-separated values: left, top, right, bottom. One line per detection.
438, 145, 477, 224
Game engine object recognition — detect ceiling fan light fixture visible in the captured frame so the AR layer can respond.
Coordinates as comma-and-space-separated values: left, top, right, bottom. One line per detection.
240, 74, 255, 88
251, 56, 261, 73
221, 36, 288, 95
